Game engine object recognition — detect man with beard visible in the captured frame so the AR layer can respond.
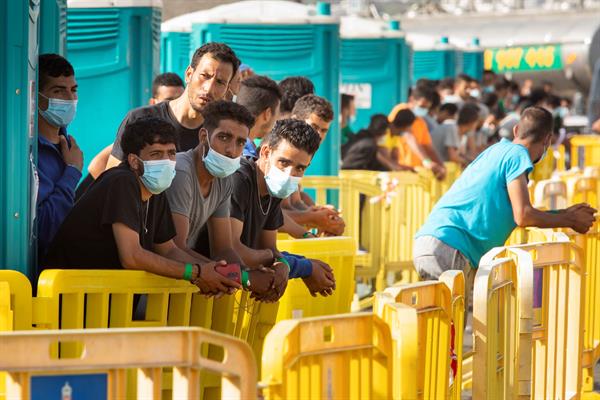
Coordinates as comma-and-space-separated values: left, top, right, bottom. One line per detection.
106, 42, 240, 167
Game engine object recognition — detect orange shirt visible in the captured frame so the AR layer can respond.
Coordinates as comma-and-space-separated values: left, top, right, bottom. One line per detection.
387, 103, 433, 167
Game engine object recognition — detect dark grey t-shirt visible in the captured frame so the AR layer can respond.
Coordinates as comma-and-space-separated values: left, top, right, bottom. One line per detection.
111, 101, 201, 160
430, 120, 461, 162
165, 149, 233, 248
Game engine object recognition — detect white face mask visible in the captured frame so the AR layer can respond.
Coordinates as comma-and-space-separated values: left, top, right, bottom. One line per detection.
264, 163, 301, 199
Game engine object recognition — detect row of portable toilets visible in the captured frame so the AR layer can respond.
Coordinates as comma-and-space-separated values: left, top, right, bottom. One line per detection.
41, 0, 484, 178
0, 0, 483, 274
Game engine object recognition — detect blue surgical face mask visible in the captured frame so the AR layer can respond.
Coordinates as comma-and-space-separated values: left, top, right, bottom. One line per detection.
253, 137, 262, 148
484, 85, 495, 93
137, 157, 176, 194
557, 106, 568, 119
349, 114, 357, 124
511, 94, 520, 105
265, 163, 301, 199
39, 93, 77, 128
443, 95, 460, 104
413, 106, 428, 117
202, 140, 241, 178
469, 89, 481, 99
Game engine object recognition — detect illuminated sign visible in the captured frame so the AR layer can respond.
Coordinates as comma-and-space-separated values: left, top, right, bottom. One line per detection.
484, 45, 562, 73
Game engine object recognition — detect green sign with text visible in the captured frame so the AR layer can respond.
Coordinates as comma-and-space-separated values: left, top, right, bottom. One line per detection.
484, 45, 562, 73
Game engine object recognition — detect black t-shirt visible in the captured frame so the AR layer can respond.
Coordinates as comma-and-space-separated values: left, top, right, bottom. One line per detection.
111, 101, 201, 160
198, 158, 283, 254
341, 132, 387, 171
41, 165, 176, 270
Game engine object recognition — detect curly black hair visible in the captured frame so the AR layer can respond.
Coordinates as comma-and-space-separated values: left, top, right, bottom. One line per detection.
39, 53, 74, 90
291, 94, 334, 123
263, 119, 321, 156
121, 117, 177, 159
278, 76, 315, 114
190, 42, 240, 78
201, 100, 255, 134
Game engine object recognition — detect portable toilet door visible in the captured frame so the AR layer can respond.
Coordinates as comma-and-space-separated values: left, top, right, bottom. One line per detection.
340, 17, 411, 134
66, 0, 162, 174
411, 35, 463, 83
40, 0, 67, 55
462, 37, 484, 81
0, 1, 39, 275
188, 0, 340, 177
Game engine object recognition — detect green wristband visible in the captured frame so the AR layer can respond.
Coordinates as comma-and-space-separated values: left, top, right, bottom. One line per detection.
183, 263, 194, 281
241, 269, 250, 290
277, 257, 291, 274
302, 231, 313, 239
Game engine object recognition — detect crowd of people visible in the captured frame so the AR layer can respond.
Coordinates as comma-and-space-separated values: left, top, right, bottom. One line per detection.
35, 42, 597, 310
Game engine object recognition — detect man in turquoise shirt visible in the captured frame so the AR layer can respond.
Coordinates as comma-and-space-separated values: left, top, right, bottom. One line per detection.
414, 107, 595, 307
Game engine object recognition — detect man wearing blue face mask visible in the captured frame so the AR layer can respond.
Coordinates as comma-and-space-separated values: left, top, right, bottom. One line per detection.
36, 54, 84, 259
41, 117, 241, 296
227, 119, 337, 301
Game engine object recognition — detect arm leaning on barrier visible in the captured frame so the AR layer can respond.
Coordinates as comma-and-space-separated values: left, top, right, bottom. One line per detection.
508, 173, 596, 233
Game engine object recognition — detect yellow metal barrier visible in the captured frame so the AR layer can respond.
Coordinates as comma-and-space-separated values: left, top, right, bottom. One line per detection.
473, 251, 521, 399
484, 241, 584, 399
375, 272, 461, 400
0, 327, 257, 400
571, 135, 600, 169
261, 313, 393, 400
276, 237, 356, 321
533, 178, 568, 210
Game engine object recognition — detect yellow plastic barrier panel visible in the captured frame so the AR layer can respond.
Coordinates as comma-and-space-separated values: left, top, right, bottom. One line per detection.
374, 270, 464, 400
571, 135, 600, 169
382, 171, 433, 287
0, 282, 11, 331
440, 162, 462, 198
339, 170, 387, 281
584, 166, 600, 179
276, 237, 356, 321
0, 327, 257, 400
36, 270, 201, 331
473, 252, 521, 399
486, 241, 584, 399
261, 313, 393, 400
533, 178, 568, 210
0, 270, 35, 330
299, 176, 342, 208
567, 176, 598, 208
531, 146, 556, 182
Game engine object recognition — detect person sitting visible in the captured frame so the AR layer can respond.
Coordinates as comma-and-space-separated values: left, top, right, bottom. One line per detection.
36, 53, 83, 259
41, 117, 245, 296
342, 114, 399, 171
225, 119, 337, 299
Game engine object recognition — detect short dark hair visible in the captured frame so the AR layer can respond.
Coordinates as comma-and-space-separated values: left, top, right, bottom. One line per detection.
278, 76, 315, 114
438, 78, 455, 90
457, 103, 481, 126
529, 88, 548, 106
392, 109, 416, 130
439, 103, 458, 116
39, 53, 75, 90
516, 106, 554, 142
151, 72, 184, 97
416, 78, 438, 90
456, 73, 474, 84
264, 119, 321, 156
341, 93, 354, 110
411, 85, 436, 103
236, 75, 282, 117
482, 92, 498, 109
190, 42, 240, 78
121, 117, 178, 159
291, 94, 334, 123
200, 100, 255, 134
368, 114, 389, 137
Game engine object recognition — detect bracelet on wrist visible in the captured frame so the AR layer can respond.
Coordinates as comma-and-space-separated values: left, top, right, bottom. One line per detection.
302, 231, 314, 239
183, 263, 194, 281
276, 257, 291, 274
241, 269, 250, 290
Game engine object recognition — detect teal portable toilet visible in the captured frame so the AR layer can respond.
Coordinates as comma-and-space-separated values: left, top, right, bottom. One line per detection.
187, 1, 340, 176
462, 37, 484, 81
40, 0, 67, 55
160, 31, 191, 77
411, 35, 463, 82
160, 13, 195, 77
340, 16, 411, 132
66, 0, 162, 174
0, 1, 39, 275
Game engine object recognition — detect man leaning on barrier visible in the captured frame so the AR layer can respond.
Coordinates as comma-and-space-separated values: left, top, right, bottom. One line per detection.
40, 117, 243, 295
414, 106, 596, 308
